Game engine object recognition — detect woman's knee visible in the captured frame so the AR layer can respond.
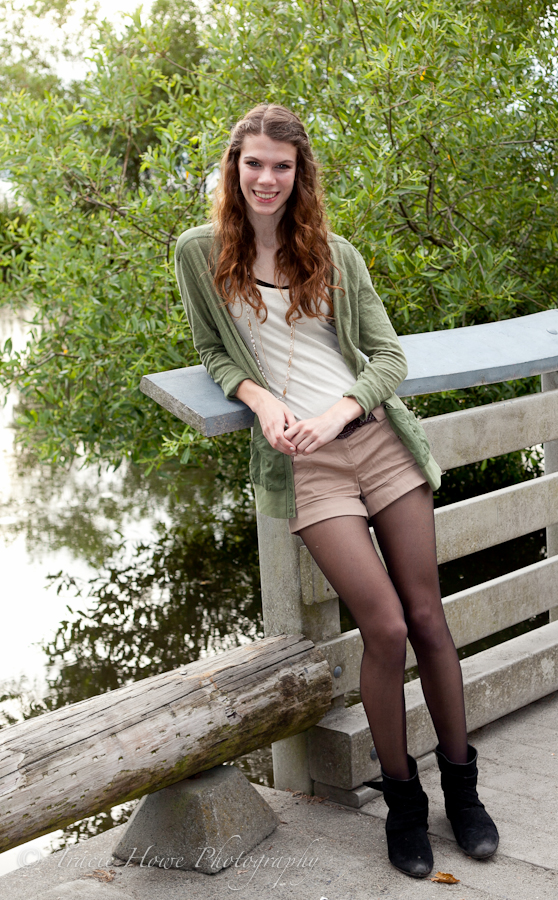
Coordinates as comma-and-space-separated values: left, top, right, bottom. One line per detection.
406, 603, 451, 651
362, 617, 408, 662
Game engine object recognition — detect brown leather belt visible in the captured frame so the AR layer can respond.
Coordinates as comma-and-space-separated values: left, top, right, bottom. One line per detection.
336, 410, 377, 439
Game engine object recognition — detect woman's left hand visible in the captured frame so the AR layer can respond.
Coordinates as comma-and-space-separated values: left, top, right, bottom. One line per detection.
285, 397, 365, 454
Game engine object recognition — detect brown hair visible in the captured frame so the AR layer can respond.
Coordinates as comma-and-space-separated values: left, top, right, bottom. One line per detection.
211, 104, 342, 323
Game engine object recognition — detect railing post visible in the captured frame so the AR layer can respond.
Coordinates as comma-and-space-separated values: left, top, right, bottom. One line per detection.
541, 371, 558, 622
256, 512, 341, 793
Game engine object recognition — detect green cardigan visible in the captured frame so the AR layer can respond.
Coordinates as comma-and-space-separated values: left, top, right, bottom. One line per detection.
175, 223, 442, 518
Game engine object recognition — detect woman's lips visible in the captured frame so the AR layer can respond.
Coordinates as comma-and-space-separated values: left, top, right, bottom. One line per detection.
253, 190, 280, 202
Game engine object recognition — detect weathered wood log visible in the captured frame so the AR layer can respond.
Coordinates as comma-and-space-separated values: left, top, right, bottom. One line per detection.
0, 633, 331, 853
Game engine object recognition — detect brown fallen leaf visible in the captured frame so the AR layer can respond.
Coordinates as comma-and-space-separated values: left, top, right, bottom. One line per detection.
431, 871, 460, 884
82, 869, 116, 883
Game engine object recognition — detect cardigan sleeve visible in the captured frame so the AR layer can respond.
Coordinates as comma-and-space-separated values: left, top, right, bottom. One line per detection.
342, 247, 408, 416
175, 235, 253, 400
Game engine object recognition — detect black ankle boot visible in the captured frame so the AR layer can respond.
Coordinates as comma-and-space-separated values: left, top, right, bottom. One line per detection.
436, 744, 499, 859
366, 755, 433, 878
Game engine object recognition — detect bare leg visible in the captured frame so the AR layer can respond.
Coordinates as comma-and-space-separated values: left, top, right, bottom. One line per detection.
371, 483, 468, 763
298, 515, 410, 779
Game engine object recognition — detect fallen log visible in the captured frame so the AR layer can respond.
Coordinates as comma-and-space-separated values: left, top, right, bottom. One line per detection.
0, 633, 331, 852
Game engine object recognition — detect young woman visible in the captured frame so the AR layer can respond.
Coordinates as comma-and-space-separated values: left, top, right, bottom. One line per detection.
175, 104, 499, 878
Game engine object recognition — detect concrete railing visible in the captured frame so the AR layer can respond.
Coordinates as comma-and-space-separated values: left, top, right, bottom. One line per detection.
141, 308, 558, 806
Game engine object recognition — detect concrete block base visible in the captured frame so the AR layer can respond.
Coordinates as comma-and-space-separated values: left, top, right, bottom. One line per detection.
112, 765, 279, 875
271, 732, 313, 794
307, 702, 378, 790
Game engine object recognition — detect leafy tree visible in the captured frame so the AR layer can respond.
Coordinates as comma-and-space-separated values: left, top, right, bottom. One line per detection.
0, 0, 99, 97
0, 7, 234, 474
0, 0, 556, 484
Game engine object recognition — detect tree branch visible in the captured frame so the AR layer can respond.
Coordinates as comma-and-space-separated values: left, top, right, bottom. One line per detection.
398, 200, 453, 249
426, 169, 436, 223
82, 194, 171, 246
161, 54, 259, 104
350, 0, 369, 57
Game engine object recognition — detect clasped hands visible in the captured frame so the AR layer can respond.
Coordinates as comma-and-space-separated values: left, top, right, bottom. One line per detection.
236, 380, 364, 456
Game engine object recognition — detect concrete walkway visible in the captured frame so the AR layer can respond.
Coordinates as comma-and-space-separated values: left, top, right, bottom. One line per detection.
2, 691, 557, 900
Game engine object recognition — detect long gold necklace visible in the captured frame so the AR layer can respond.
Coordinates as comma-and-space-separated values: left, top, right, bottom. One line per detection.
245, 287, 295, 398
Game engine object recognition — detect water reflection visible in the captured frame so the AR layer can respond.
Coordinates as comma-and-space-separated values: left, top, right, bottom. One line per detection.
41, 477, 262, 706
1, 463, 262, 712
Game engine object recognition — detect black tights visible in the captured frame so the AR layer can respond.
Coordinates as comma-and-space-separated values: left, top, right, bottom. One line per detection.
298, 483, 468, 780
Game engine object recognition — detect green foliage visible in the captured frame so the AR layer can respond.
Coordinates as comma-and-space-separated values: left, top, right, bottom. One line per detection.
0, 203, 29, 287
201, 0, 558, 331
1, 0, 557, 485
0, 9, 217, 469
0, 0, 99, 97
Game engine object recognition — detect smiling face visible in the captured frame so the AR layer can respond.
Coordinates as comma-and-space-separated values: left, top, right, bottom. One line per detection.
238, 133, 297, 227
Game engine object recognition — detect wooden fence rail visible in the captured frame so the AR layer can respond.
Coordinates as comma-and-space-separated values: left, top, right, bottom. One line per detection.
0, 634, 331, 853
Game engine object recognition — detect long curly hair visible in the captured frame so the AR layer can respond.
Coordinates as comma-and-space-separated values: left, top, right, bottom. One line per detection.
211, 104, 342, 323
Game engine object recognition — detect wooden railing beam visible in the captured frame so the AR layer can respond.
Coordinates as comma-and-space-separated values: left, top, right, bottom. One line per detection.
140, 310, 558, 436
0, 634, 331, 854
300, 471, 558, 605
318, 555, 558, 697
435, 471, 558, 563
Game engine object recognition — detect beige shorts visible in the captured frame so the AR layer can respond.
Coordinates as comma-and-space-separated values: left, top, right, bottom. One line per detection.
289, 404, 428, 534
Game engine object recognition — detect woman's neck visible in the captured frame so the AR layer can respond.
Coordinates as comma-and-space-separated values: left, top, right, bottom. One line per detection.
247, 206, 282, 249
248, 210, 286, 284
253, 243, 282, 285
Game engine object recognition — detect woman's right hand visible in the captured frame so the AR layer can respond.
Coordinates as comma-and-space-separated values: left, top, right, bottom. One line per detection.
235, 380, 298, 455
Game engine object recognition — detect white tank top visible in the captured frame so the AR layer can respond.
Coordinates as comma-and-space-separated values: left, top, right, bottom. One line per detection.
228, 283, 356, 421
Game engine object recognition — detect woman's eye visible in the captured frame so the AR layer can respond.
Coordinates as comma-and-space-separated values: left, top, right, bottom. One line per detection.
244, 161, 292, 169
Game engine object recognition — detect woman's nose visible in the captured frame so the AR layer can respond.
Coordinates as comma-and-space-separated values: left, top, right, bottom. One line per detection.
257, 167, 276, 185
